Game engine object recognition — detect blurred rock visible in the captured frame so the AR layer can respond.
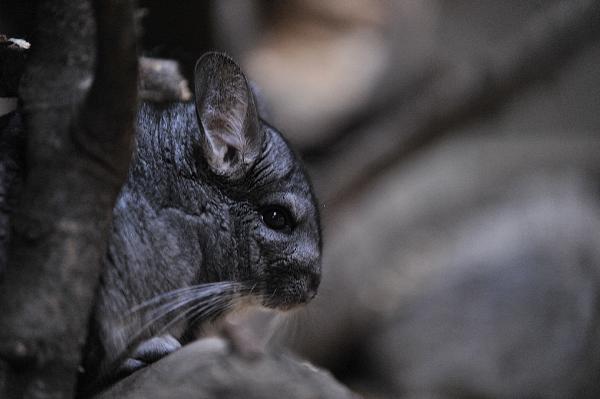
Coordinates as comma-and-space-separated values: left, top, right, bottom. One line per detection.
278, 133, 600, 397
95, 338, 358, 399
367, 174, 600, 398
139, 57, 191, 102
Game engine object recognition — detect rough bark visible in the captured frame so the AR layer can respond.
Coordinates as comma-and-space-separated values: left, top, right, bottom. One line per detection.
0, 0, 137, 397
0, 43, 190, 103
0, 36, 28, 97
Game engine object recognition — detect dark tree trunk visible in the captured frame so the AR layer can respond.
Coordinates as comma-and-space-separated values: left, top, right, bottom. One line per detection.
0, 0, 137, 397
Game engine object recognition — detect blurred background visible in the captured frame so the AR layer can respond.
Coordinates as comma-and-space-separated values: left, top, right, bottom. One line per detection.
3, 0, 600, 398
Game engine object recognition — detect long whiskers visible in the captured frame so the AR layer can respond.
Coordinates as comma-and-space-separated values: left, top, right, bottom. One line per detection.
158, 291, 240, 337
127, 283, 239, 314
123, 281, 249, 345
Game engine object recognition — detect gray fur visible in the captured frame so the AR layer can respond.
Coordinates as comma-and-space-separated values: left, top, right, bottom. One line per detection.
81, 53, 321, 390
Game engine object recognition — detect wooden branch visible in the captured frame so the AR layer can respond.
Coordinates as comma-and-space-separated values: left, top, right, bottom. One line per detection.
307, 0, 600, 208
0, 0, 137, 397
0, 38, 191, 102
80, 0, 138, 163
0, 36, 29, 97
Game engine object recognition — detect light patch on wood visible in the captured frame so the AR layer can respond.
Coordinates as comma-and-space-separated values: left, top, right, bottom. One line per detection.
0, 98, 17, 116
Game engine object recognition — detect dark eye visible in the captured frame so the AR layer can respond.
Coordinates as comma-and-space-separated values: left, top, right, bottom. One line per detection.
261, 206, 293, 231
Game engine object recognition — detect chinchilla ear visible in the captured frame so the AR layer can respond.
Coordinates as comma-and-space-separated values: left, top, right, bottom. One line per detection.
194, 52, 263, 180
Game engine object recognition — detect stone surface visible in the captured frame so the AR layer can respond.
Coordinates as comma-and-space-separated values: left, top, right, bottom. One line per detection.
95, 338, 357, 399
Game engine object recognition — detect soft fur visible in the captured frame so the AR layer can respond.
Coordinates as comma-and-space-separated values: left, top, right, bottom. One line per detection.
80, 53, 321, 390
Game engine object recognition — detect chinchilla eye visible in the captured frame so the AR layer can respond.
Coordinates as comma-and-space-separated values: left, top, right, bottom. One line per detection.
261, 205, 293, 231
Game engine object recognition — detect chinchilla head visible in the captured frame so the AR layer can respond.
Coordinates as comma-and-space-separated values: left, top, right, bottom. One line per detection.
191, 52, 322, 309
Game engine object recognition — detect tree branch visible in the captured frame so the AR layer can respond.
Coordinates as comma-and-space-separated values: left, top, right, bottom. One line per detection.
0, 40, 191, 102
307, 0, 600, 208
79, 0, 137, 174
0, 36, 29, 97
0, 0, 137, 397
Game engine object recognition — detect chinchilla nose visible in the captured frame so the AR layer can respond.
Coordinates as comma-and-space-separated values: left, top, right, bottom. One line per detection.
294, 239, 321, 301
